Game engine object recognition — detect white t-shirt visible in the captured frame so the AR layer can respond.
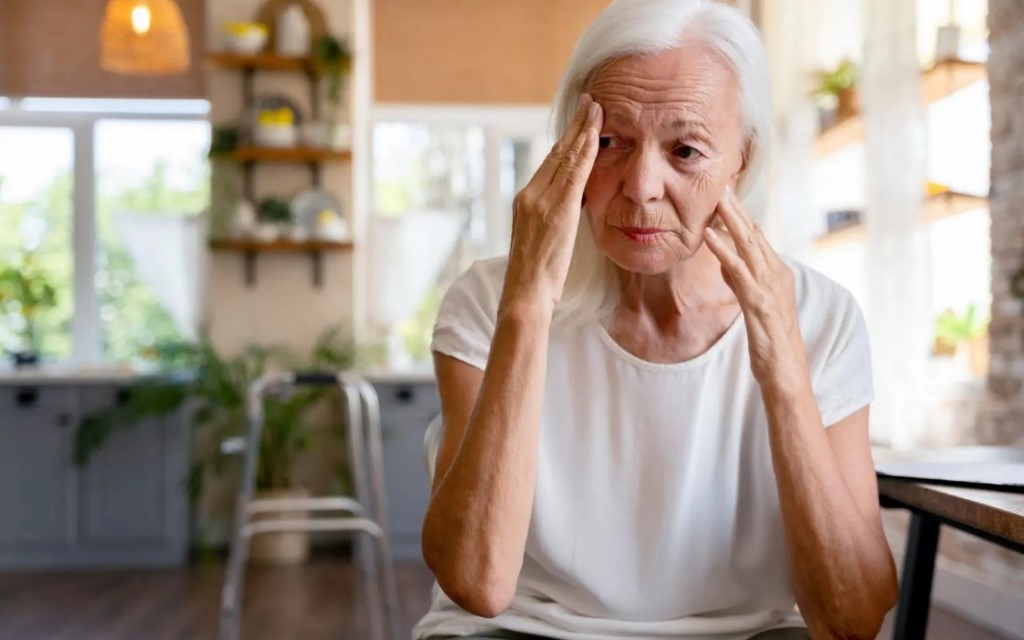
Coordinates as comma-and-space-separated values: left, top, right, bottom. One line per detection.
415, 256, 874, 640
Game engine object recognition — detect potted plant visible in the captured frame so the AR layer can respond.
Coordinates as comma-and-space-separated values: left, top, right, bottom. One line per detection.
812, 58, 860, 125
208, 125, 242, 240
310, 34, 353, 150
256, 196, 293, 241
74, 326, 378, 564
0, 252, 58, 367
934, 303, 990, 376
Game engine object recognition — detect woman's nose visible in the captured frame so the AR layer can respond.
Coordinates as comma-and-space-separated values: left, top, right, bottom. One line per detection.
621, 147, 666, 204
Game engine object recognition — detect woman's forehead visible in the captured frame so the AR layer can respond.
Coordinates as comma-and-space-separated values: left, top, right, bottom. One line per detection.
588, 47, 739, 131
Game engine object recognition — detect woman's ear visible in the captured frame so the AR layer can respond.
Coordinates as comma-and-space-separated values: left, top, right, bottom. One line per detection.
732, 138, 752, 188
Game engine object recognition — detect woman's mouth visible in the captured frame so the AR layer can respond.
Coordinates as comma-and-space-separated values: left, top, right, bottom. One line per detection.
618, 227, 664, 243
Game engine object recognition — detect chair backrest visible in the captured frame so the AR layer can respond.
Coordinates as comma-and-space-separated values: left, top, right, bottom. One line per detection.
424, 413, 443, 482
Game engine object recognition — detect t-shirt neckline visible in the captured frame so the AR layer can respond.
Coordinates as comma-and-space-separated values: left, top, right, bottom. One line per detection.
593, 310, 746, 372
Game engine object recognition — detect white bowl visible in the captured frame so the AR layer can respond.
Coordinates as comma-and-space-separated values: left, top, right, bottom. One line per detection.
226, 30, 267, 55
254, 124, 297, 148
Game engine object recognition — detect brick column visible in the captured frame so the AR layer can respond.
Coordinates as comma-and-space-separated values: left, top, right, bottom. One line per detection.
983, 0, 1024, 446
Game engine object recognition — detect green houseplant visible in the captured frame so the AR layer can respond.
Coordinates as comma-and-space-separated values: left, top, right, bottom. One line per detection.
934, 303, 990, 376
0, 252, 58, 365
75, 326, 378, 563
313, 34, 353, 149
812, 58, 860, 122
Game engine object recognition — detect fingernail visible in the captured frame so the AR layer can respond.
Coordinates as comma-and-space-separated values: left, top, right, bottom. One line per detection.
578, 93, 591, 109
705, 227, 716, 239
588, 101, 599, 119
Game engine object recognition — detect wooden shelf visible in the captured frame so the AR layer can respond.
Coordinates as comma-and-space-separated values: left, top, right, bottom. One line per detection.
923, 190, 988, 222
816, 115, 865, 156
209, 238, 354, 287
920, 59, 987, 105
816, 59, 987, 156
814, 190, 988, 249
209, 239, 353, 252
206, 52, 315, 72
234, 146, 351, 163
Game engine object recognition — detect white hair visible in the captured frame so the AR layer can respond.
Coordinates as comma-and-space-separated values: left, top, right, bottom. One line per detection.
550, 0, 772, 328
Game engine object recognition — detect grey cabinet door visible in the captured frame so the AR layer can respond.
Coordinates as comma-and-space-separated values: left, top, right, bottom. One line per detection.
76, 385, 188, 565
0, 387, 77, 551
374, 380, 440, 561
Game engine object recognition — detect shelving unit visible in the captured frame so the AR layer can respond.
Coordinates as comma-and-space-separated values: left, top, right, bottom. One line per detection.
816, 59, 987, 156
209, 238, 354, 287
206, 32, 353, 288
814, 190, 988, 249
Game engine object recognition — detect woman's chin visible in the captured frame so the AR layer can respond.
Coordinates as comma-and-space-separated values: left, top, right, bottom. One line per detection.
598, 241, 684, 275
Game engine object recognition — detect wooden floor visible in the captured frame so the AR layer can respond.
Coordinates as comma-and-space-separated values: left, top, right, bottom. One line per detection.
0, 558, 1009, 640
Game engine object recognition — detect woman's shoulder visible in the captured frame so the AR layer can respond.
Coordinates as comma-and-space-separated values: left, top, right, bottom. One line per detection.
781, 256, 868, 354
443, 255, 509, 312
782, 256, 860, 315
430, 256, 509, 370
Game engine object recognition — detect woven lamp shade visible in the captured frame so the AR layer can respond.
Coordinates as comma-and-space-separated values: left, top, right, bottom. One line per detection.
100, 0, 190, 75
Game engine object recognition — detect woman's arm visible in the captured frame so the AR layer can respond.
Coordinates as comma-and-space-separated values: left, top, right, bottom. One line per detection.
704, 189, 897, 638
762, 385, 898, 639
421, 96, 604, 618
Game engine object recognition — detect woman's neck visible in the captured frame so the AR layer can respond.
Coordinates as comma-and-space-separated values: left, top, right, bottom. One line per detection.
606, 241, 742, 364
615, 241, 737, 323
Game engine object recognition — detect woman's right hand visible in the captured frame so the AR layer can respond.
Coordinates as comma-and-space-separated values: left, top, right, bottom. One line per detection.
503, 93, 603, 310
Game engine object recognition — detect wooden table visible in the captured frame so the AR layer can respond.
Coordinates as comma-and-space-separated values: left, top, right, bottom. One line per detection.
878, 476, 1024, 640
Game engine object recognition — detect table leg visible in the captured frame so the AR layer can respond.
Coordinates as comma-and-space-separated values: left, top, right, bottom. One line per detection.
894, 513, 941, 640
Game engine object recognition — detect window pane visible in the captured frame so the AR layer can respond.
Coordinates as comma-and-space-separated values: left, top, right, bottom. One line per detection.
94, 119, 210, 363
0, 126, 75, 360
371, 122, 486, 364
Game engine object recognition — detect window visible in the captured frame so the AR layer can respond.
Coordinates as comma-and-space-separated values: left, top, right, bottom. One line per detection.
0, 99, 210, 366
370, 107, 550, 366
95, 119, 209, 363
0, 126, 75, 358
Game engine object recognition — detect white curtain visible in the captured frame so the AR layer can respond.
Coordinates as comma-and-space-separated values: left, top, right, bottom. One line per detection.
113, 213, 205, 340
861, 0, 932, 448
366, 210, 467, 330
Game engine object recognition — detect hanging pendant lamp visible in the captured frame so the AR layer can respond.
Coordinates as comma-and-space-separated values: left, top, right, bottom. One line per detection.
100, 0, 191, 75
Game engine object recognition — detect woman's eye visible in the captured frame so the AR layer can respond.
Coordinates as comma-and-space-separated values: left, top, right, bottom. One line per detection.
598, 136, 615, 150
675, 145, 702, 160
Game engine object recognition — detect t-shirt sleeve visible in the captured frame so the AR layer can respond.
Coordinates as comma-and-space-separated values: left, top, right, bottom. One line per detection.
813, 285, 875, 428
430, 258, 504, 371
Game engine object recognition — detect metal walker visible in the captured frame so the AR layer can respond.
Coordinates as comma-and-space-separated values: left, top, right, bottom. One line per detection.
218, 372, 399, 640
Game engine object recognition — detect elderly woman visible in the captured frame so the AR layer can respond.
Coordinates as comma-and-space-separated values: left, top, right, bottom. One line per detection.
414, 1, 898, 639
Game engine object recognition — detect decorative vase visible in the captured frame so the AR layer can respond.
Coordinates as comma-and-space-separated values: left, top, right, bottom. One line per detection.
249, 488, 310, 565
836, 87, 858, 120
966, 335, 989, 377
276, 5, 310, 57
935, 25, 961, 62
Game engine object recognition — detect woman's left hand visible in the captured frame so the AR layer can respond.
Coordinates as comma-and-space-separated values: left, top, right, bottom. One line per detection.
703, 187, 808, 391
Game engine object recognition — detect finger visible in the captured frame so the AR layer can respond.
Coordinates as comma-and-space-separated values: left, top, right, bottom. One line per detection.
714, 187, 767, 272
550, 102, 601, 199
531, 94, 594, 187
704, 226, 752, 291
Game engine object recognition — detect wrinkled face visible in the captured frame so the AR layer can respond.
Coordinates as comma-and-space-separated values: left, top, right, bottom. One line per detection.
584, 44, 747, 275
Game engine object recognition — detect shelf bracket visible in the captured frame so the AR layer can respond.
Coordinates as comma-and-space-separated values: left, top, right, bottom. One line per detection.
310, 250, 324, 288
244, 251, 257, 287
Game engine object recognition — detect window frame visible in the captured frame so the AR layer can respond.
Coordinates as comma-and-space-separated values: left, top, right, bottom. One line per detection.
0, 98, 210, 364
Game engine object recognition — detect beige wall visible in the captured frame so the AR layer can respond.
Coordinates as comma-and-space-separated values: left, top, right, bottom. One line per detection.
0, 0, 206, 99
373, 0, 610, 104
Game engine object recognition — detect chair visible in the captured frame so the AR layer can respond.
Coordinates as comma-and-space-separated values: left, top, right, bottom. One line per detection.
424, 413, 443, 482
218, 372, 400, 640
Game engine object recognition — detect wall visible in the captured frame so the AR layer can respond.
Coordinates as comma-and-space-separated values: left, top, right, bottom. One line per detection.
373, 0, 609, 104
0, 0, 206, 99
